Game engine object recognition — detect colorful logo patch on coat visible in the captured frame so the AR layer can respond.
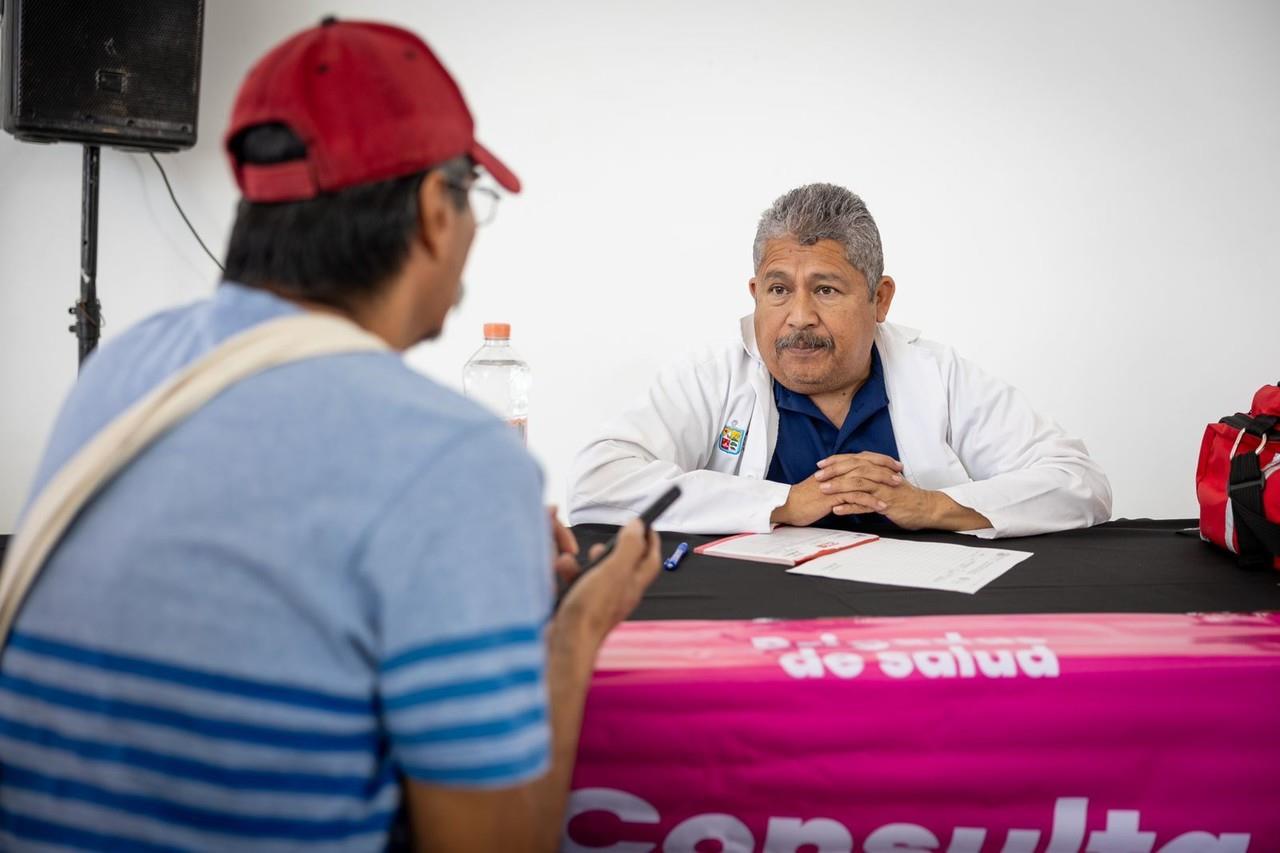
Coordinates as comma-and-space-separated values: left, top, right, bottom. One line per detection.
719, 425, 746, 456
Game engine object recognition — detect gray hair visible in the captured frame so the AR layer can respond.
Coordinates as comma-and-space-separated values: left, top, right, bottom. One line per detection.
752, 183, 884, 301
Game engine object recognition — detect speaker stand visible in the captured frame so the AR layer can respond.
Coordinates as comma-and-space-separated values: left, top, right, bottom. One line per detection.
71, 145, 103, 368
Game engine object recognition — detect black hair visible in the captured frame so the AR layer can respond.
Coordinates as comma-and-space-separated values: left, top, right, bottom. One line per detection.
222, 123, 469, 311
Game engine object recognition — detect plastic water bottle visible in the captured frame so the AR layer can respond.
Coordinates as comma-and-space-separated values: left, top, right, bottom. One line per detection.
463, 323, 531, 444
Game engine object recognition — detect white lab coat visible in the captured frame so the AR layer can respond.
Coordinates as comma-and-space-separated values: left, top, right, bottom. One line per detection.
568, 316, 1112, 537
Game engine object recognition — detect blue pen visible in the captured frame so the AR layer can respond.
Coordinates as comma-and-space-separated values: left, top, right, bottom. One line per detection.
663, 542, 690, 571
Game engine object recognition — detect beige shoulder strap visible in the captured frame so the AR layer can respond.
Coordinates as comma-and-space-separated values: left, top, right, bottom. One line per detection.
0, 312, 389, 646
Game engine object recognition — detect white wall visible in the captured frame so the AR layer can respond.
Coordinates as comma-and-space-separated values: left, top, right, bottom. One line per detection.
3, 0, 1278, 532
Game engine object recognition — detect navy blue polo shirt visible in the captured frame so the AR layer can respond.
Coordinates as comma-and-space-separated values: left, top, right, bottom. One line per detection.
766, 344, 900, 529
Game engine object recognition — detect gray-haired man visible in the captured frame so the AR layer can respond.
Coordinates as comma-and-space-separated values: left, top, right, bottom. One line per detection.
568, 183, 1112, 538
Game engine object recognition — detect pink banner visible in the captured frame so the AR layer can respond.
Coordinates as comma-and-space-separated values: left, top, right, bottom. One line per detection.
567, 612, 1280, 852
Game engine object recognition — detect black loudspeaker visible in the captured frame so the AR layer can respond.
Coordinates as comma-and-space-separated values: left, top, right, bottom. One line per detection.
1, 0, 206, 151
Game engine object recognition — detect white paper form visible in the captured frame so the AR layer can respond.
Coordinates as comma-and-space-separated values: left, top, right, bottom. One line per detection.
786, 537, 1032, 594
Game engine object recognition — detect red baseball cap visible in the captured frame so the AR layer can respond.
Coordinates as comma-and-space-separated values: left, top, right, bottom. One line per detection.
225, 17, 520, 202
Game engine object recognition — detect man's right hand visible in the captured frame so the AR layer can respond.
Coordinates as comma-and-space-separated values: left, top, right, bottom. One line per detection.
770, 473, 847, 527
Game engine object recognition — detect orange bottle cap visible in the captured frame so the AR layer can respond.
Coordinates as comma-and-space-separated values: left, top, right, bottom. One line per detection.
483, 323, 511, 339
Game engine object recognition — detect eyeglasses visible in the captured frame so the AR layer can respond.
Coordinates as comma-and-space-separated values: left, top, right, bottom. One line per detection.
446, 179, 501, 227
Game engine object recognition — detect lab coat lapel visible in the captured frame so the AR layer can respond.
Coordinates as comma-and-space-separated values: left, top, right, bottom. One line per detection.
876, 321, 966, 489
738, 315, 777, 479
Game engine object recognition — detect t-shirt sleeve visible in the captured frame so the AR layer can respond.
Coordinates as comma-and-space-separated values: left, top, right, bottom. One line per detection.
358, 424, 553, 788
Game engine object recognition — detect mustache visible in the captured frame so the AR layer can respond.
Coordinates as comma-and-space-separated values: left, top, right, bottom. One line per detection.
775, 329, 834, 353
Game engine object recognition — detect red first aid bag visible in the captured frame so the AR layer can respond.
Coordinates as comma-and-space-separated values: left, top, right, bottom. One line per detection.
1196, 383, 1280, 569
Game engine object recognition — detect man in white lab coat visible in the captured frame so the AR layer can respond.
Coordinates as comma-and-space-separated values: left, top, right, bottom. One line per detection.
568, 183, 1112, 538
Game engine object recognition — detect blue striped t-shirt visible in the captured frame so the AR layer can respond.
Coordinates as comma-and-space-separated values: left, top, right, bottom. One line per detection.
0, 283, 554, 850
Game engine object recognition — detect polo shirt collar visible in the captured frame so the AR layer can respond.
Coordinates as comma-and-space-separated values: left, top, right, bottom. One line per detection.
773, 344, 890, 440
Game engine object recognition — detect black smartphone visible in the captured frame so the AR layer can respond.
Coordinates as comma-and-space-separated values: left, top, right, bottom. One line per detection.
558, 485, 682, 600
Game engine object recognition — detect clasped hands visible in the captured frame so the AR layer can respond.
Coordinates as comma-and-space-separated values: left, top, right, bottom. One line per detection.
771, 452, 937, 529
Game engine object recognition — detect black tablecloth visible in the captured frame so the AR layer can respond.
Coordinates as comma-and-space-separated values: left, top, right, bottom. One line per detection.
6, 522, 1277, 618
572, 519, 1280, 619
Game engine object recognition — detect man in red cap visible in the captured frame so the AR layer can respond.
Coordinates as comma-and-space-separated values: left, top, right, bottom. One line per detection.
0, 18, 658, 851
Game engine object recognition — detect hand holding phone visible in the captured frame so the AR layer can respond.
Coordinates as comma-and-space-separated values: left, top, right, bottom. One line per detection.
580, 486, 681, 572
558, 486, 681, 601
